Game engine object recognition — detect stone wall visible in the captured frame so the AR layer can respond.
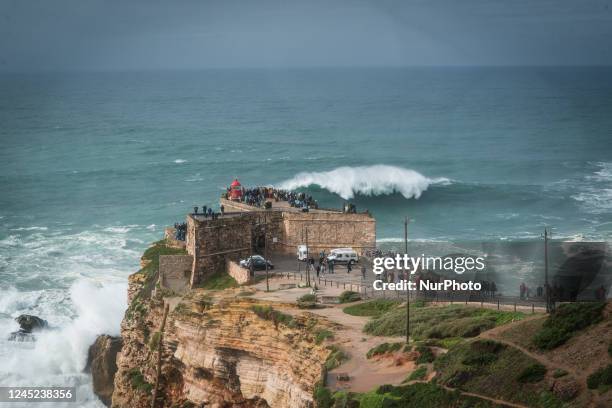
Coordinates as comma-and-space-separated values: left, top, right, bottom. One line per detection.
220, 198, 263, 213
278, 211, 375, 255
186, 214, 253, 287
226, 260, 251, 284
159, 254, 193, 294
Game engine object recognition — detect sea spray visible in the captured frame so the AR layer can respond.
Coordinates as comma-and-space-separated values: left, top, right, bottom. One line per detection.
0, 280, 126, 407
277, 165, 450, 199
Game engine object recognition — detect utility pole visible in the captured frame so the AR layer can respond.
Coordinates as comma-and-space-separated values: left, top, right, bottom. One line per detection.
404, 216, 410, 345
544, 227, 553, 313
264, 220, 269, 292
305, 226, 310, 287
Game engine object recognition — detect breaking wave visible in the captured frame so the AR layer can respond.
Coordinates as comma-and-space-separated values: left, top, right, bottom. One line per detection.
277, 165, 450, 199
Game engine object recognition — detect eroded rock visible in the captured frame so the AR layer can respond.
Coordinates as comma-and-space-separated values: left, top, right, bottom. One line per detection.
86, 335, 123, 406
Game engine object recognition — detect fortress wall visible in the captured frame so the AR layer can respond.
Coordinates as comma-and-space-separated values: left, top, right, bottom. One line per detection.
186, 215, 253, 287
159, 254, 193, 294
220, 198, 263, 213
278, 212, 376, 255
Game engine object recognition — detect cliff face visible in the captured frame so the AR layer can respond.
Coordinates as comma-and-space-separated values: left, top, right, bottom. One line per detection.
111, 272, 330, 408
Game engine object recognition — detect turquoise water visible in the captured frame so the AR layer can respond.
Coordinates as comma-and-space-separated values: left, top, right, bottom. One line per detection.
0, 67, 611, 405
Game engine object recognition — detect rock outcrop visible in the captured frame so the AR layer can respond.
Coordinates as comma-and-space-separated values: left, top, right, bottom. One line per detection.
86, 335, 123, 406
8, 314, 48, 342
111, 281, 331, 408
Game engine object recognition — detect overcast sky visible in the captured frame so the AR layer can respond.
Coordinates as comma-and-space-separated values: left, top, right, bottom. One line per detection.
1, 0, 611, 71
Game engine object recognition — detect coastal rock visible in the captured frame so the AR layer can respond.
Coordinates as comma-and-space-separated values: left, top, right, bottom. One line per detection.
112, 283, 330, 408
86, 335, 123, 407
7, 315, 49, 342
15, 314, 48, 332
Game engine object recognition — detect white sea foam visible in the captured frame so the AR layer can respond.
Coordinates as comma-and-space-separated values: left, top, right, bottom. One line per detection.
0, 281, 126, 407
277, 165, 450, 199
572, 162, 612, 214
174, 159, 187, 164
0, 224, 151, 407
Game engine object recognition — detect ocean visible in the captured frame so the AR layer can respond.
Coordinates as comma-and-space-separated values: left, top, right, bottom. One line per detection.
1, 67, 611, 406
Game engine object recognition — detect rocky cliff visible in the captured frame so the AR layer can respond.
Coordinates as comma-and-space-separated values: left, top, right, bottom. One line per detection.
109, 263, 331, 408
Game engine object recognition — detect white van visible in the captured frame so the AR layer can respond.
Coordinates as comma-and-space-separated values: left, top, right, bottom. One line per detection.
297, 245, 309, 261
327, 248, 359, 265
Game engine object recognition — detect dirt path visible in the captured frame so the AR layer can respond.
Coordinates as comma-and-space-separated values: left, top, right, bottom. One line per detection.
479, 315, 604, 407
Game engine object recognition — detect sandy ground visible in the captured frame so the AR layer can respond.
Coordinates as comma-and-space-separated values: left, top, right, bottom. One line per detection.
249, 276, 414, 392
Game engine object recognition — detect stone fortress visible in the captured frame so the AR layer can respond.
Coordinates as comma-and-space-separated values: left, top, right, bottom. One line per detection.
159, 180, 376, 293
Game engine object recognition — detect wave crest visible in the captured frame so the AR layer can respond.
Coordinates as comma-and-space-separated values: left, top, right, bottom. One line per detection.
277, 165, 450, 199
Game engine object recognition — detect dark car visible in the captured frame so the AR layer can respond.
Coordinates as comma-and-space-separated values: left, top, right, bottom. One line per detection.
240, 255, 274, 270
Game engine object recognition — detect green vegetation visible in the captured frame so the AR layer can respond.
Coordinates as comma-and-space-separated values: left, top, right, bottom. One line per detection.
586, 364, 612, 393
314, 382, 496, 408
315, 329, 334, 344
127, 368, 153, 394
363, 304, 524, 339
139, 240, 188, 278
197, 271, 238, 290
517, 363, 547, 383
435, 340, 563, 408
148, 331, 161, 350
416, 345, 435, 364
325, 345, 348, 371
366, 342, 404, 359
297, 293, 317, 309
552, 369, 568, 378
343, 299, 400, 318
533, 302, 605, 350
250, 305, 296, 329
407, 365, 428, 381
339, 290, 362, 303
608, 341, 612, 358
360, 383, 495, 408
313, 383, 334, 408
128, 240, 188, 311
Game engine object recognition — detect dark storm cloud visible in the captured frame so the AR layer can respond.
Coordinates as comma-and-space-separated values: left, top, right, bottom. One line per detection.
1, 0, 611, 71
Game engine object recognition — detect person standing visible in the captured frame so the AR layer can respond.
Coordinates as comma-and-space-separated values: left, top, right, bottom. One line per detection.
361, 264, 366, 280
347, 262, 352, 274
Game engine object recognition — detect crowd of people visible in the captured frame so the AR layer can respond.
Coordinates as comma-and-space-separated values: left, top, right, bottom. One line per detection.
224, 186, 319, 210
173, 222, 187, 241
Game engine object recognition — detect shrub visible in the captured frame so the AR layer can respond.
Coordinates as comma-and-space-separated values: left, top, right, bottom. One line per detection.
517, 363, 547, 383
325, 345, 348, 371
313, 383, 333, 408
608, 342, 612, 358
586, 364, 612, 391
339, 291, 361, 303
408, 365, 428, 381
148, 331, 161, 350
297, 293, 317, 309
127, 368, 153, 393
315, 329, 333, 344
416, 346, 435, 364
250, 305, 296, 328
343, 299, 400, 318
553, 369, 568, 378
533, 302, 605, 350
366, 342, 403, 359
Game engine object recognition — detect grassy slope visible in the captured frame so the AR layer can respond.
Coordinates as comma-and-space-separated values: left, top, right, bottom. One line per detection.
435, 339, 563, 408
362, 303, 524, 339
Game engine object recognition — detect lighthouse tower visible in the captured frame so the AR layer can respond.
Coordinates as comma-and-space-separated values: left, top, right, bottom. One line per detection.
228, 179, 243, 201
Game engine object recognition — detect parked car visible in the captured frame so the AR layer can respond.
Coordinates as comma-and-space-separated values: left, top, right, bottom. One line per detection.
240, 255, 274, 270
297, 245, 309, 261
327, 248, 359, 265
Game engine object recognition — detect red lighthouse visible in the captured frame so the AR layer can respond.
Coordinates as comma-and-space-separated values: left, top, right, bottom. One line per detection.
229, 179, 243, 201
